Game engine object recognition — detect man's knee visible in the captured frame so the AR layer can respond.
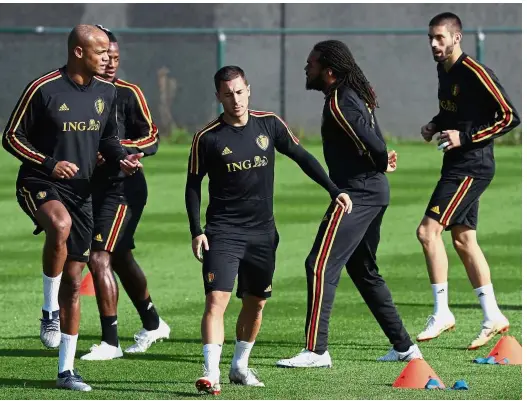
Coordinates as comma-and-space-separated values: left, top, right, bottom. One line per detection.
348, 262, 384, 288
47, 214, 72, 243
88, 251, 111, 275
60, 269, 82, 300
243, 296, 266, 315
416, 220, 443, 246
452, 227, 477, 254
205, 291, 231, 315
305, 253, 317, 272
111, 249, 133, 271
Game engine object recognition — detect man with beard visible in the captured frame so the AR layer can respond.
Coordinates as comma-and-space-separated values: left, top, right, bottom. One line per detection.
276, 40, 422, 368
415, 12, 519, 349
186, 65, 352, 394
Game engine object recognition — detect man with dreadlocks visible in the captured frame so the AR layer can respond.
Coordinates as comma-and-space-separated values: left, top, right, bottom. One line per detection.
277, 40, 422, 368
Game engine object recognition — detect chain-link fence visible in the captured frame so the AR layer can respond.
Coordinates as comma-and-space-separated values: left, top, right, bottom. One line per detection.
0, 26, 521, 137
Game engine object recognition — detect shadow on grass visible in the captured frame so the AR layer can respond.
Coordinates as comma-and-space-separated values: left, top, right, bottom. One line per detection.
0, 377, 199, 397
0, 348, 201, 363
396, 302, 521, 311
0, 377, 54, 389
0, 349, 57, 358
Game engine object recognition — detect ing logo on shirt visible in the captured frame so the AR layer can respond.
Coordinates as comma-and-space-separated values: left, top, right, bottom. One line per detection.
226, 155, 268, 173
62, 120, 101, 132
94, 98, 105, 115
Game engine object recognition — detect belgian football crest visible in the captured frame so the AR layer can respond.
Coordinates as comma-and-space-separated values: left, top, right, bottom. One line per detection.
207, 272, 215, 283
451, 84, 460, 96
94, 98, 105, 115
36, 191, 47, 200
256, 134, 269, 151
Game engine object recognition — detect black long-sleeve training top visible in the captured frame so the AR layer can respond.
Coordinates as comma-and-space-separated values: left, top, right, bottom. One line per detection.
2, 66, 127, 196
321, 86, 390, 206
185, 110, 341, 238
91, 77, 159, 184
430, 53, 520, 179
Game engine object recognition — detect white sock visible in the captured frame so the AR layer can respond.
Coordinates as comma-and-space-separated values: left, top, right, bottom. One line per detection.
474, 284, 501, 321
58, 333, 78, 374
203, 344, 222, 379
431, 282, 449, 315
43, 272, 61, 313
231, 340, 254, 371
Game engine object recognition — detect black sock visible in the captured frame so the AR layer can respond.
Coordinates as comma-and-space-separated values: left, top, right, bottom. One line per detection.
314, 349, 326, 356
133, 296, 160, 331
100, 315, 119, 347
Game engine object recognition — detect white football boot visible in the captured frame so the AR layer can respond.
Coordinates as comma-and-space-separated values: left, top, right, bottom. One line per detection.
276, 349, 332, 368
80, 341, 123, 361
125, 318, 171, 353
377, 344, 423, 362
40, 310, 61, 349
229, 367, 265, 387
416, 312, 456, 341
56, 370, 92, 391
195, 366, 221, 395
468, 315, 510, 350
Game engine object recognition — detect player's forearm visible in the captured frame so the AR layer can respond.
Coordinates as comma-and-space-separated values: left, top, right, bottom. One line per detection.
120, 132, 159, 156
2, 130, 57, 173
460, 107, 521, 145
289, 146, 340, 199
430, 112, 444, 130
99, 136, 127, 163
185, 174, 204, 238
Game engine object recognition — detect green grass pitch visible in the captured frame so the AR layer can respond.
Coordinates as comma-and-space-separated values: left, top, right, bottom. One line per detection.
0, 142, 521, 399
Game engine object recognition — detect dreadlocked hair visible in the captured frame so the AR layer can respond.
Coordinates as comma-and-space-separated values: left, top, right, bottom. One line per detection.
313, 40, 378, 109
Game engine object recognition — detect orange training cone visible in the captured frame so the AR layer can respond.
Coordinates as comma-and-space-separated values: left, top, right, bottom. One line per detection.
80, 272, 96, 296
487, 336, 522, 365
393, 359, 445, 389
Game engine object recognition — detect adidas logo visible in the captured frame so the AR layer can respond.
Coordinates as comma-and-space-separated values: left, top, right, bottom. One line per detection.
264, 285, 272, 293
94, 233, 103, 242
437, 289, 445, 294
59, 103, 70, 111
478, 292, 486, 298
83, 249, 90, 256
147, 302, 154, 310
221, 147, 232, 156
111, 320, 118, 326
430, 205, 440, 214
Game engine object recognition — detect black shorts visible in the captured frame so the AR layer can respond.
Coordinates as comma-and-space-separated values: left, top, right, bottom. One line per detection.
91, 174, 147, 253
425, 176, 491, 230
202, 230, 279, 299
16, 175, 93, 262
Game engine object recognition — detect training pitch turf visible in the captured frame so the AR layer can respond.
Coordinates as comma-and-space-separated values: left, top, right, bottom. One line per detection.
0, 142, 521, 399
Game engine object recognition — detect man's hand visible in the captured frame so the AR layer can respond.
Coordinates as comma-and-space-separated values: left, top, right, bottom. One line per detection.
386, 150, 397, 173
51, 161, 79, 179
192, 234, 209, 262
335, 193, 352, 214
421, 122, 437, 142
437, 130, 461, 152
96, 152, 106, 166
119, 152, 144, 175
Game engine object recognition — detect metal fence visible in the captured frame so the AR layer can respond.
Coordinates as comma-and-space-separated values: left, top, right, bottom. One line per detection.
0, 26, 521, 136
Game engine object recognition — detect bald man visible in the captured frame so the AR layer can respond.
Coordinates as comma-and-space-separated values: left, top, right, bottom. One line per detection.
2, 24, 143, 391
